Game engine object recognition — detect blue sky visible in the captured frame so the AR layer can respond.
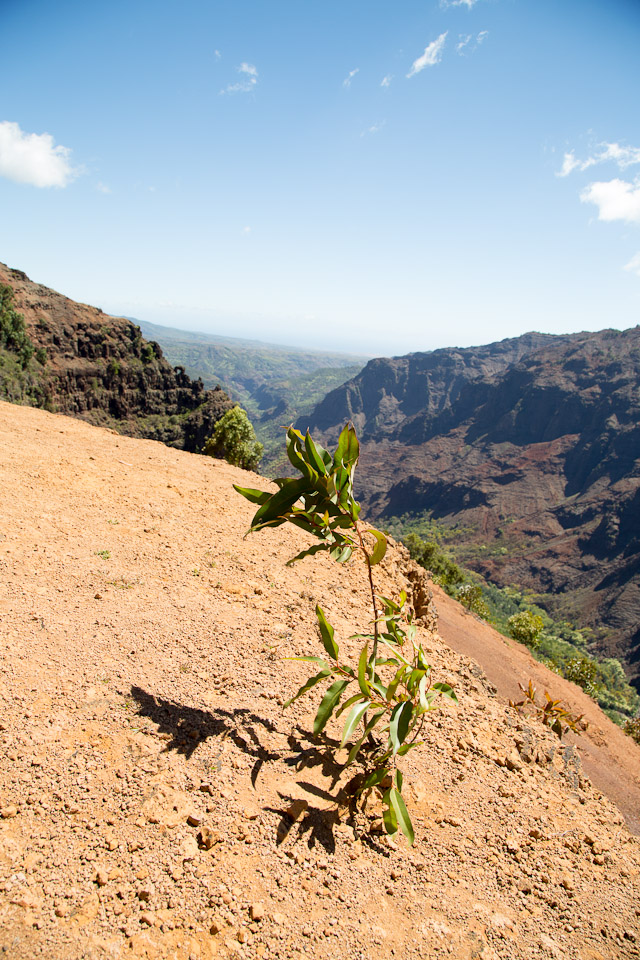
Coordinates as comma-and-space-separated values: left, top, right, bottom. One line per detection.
1, 0, 639, 355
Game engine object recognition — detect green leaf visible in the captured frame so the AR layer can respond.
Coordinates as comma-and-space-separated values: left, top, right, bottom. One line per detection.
283, 667, 332, 709
432, 682, 459, 704
418, 674, 429, 713
286, 542, 330, 566
389, 787, 414, 845
251, 476, 310, 528
313, 679, 350, 735
333, 423, 359, 469
347, 709, 385, 763
361, 766, 389, 791
286, 656, 331, 665
340, 700, 371, 747
232, 484, 271, 505
316, 605, 339, 660
369, 529, 387, 566
382, 790, 398, 837
386, 664, 407, 703
335, 692, 364, 718
395, 769, 403, 791
330, 543, 353, 563
389, 701, 413, 755
304, 432, 328, 476
357, 643, 370, 696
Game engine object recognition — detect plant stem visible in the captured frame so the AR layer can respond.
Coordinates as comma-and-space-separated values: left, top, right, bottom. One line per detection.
356, 523, 380, 673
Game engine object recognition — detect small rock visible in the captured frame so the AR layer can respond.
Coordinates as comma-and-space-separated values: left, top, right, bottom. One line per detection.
250, 903, 265, 922
210, 919, 223, 935
272, 911, 286, 926
181, 835, 199, 860
505, 751, 523, 772
198, 826, 222, 850
94, 868, 109, 887
140, 911, 155, 926
1, 805, 19, 819
137, 888, 153, 902
187, 813, 202, 827
237, 929, 249, 944
135, 868, 149, 880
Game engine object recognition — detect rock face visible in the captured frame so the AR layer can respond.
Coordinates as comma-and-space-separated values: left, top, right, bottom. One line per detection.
0, 263, 233, 451
306, 328, 640, 688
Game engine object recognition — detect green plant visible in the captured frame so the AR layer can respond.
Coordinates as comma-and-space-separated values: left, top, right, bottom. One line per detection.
456, 583, 490, 620
403, 532, 464, 594
507, 610, 545, 649
95, 549, 111, 560
623, 717, 640, 744
234, 424, 457, 844
0, 284, 34, 368
509, 680, 587, 738
204, 406, 263, 471
564, 657, 600, 696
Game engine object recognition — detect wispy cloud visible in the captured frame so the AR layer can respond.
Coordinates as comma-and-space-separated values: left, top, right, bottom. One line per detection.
214, 49, 221, 60
456, 30, 488, 55
242, 225, 252, 235
361, 121, 386, 137
0, 120, 78, 188
96, 181, 111, 194
557, 141, 640, 177
221, 62, 258, 94
381, 74, 393, 88
581, 178, 640, 224
343, 68, 359, 88
441, 0, 478, 8
624, 252, 640, 277
406, 33, 447, 78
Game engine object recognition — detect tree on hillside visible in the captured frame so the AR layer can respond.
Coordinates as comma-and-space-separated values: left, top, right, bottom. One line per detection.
203, 406, 263, 471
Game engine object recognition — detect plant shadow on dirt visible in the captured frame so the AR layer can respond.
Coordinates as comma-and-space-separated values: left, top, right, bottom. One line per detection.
131, 685, 280, 778
130, 686, 385, 855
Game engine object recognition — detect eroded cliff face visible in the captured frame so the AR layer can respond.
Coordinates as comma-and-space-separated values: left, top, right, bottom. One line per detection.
307, 328, 640, 687
0, 264, 233, 450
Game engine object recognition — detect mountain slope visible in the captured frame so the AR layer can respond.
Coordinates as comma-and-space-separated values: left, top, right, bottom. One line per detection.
306, 328, 640, 688
0, 264, 233, 451
1, 400, 639, 960
136, 319, 365, 473
136, 319, 365, 414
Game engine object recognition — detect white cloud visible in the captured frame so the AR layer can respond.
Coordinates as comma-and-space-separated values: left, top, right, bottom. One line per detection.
381, 74, 393, 88
96, 181, 111, 194
624, 252, 640, 277
214, 49, 221, 60
343, 68, 359, 88
558, 151, 580, 177
221, 62, 258, 94
456, 30, 488, 55
242, 226, 252, 235
0, 120, 78, 188
581, 178, 640, 224
557, 141, 640, 177
441, 0, 477, 8
407, 33, 448, 77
